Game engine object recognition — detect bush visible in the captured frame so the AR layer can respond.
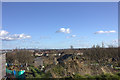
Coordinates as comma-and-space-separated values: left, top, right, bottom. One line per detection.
31, 67, 37, 73
73, 73, 84, 78
94, 74, 120, 80
116, 72, 120, 76
26, 74, 34, 78
34, 73, 41, 78
35, 68, 41, 73
52, 65, 64, 76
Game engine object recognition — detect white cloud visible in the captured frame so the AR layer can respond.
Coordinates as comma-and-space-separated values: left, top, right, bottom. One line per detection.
0, 30, 9, 36
66, 28, 70, 33
0, 30, 31, 41
112, 39, 118, 43
18, 34, 31, 39
66, 35, 76, 38
102, 40, 119, 47
94, 30, 116, 34
71, 35, 76, 37
56, 28, 70, 34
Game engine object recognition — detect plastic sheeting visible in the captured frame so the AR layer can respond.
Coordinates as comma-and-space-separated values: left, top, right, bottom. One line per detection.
6, 68, 25, 78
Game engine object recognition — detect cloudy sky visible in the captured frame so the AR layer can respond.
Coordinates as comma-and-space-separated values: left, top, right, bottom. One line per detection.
2, 2, 118, 49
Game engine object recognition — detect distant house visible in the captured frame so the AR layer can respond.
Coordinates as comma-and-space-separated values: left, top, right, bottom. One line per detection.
29, 50, 35, 53
58, 53, 61, 56
35, 52, 44, 57
54, 54, 57, 56
76, 52, 83, 56
53, 52, 63, 57
75, 50, 84, 56
35, 53, 41, 56
43, 53, 49, 57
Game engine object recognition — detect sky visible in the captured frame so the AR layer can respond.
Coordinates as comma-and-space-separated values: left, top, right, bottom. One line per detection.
1, 2, 118, 49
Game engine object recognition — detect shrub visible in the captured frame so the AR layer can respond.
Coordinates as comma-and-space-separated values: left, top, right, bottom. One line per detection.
73, 73, 84, 78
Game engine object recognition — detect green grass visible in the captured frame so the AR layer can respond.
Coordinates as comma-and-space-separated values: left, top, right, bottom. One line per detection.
72, 73, 120, 80
52, 65, 64, 76
26, 66, 51, 78
27, 66, 120, 79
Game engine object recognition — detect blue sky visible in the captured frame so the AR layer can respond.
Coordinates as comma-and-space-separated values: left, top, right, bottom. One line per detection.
2, 2, 118, 49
